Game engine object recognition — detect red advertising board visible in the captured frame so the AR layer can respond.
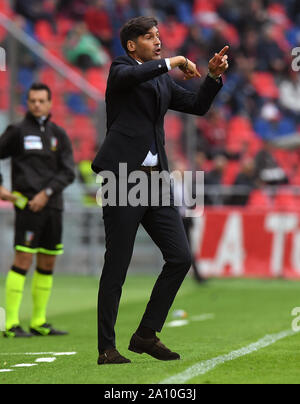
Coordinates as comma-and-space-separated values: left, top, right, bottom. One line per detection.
193, 208, 300, 279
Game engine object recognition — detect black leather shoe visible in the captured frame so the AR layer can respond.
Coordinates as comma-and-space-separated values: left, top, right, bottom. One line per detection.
98, 349, 131, 365
128, 333, 181, 361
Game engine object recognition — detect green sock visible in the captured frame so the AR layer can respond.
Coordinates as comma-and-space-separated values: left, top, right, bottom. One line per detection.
5, 267, 27, 330
31, 268, 53, 328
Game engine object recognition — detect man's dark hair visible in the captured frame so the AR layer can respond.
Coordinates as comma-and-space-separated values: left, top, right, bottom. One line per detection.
27, 83, 52, 100
120, 16, 158, 53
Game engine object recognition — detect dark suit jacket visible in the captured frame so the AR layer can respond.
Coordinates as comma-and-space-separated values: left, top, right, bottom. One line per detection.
92, 55, 223, 174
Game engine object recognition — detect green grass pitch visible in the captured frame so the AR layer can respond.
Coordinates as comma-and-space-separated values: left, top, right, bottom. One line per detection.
0, 274, 300, 384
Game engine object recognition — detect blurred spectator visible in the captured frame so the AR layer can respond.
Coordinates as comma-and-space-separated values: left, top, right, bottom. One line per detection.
254, 101, 296, 140
257, 25, 285, 73
230, 157, 258, 205
254, 142, 289, 186
239, 29, 260, 67
14, 0, 56, 31
180, 25, 207, 67
196, 109, 228, 159
151, 0, 178, 20
64, 23, 109, 71
108, 0, 137, 56
279, 71, 300, 122
5, 0, 300, 204
195, 151, 208, 172
205, 154, 228, 205
56, 0, 89, 20
84, 0, 113, 49
159, 15, 188, 53
172, 159, 206, 283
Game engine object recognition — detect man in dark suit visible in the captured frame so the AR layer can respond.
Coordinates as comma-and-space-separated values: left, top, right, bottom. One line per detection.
92, 16, 229, 365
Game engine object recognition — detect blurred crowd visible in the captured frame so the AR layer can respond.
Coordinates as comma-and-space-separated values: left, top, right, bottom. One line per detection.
2, 0, 300, 206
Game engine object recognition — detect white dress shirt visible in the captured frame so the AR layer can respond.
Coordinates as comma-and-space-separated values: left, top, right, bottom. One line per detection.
135, 58, 171, 166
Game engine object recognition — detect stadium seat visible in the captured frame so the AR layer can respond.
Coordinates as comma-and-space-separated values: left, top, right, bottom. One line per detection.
227, 116, 256, 154
85, 68, 107, 95
223, 161, 240, 185
164, 114, 183, 141
57, 17, 73, 38
18, 68, 34, 90
251, 72, 279, 99
35, 21, 57, 45
248, 189, 272, 208
273, 189, 299, 211
39, 68, 65, 92
66, 93, 91, 115
0, 0, 12, 17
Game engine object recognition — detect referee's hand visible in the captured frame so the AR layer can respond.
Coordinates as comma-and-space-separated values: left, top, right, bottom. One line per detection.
28, 191, 49, 212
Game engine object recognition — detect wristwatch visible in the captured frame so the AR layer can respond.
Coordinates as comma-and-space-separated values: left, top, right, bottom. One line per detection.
45, 188, 54, 197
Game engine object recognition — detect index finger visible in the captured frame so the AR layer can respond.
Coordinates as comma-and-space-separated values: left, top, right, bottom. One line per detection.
218, 46, 229, 57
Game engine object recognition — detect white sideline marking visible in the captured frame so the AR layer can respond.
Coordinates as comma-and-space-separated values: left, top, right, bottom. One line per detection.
12, 364, 37, 368
160, 329, 297, 384
55, 352, 76, 356
0, 352, 76, 356
167, 320, 189, 328
0, 369, 13, 373
35, 358, 56, 363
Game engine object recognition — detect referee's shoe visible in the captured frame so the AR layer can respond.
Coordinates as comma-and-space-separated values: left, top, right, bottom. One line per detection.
30, 323, 68, 336
3, 326, 33, 338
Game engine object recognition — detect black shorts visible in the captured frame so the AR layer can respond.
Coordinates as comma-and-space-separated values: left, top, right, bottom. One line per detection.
14, 207, 64, 256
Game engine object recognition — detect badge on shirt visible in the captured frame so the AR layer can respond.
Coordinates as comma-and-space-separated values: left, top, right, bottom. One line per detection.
24, 136, 43, 150
25, 231, 35, 246
51, 136, 58, 152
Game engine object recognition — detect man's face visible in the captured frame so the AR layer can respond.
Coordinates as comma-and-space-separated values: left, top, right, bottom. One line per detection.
27, 90, 52, 118
129, 26, 162, 62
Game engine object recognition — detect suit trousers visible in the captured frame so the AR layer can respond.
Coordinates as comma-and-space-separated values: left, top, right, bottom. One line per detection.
97, 175, 192, 353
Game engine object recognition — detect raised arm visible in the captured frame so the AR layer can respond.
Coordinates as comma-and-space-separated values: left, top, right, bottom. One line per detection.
109, 56, 200, 92
169, 75, 223, 116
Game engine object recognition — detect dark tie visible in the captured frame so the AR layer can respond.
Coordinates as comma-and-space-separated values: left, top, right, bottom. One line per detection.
150, 140, 157, 155
150, 78, 161, 155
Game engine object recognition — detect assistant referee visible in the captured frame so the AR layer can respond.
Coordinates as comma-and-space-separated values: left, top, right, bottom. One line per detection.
0, 83, 75, 338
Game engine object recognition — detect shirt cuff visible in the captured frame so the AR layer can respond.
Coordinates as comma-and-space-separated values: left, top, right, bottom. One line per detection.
165, 58, 172, 71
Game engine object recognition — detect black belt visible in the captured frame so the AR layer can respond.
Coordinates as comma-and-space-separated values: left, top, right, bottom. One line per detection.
139, 165, 161, 174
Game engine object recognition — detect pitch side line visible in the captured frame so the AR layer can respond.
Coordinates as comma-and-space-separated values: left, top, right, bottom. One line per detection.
0, 352, 76, 356
160, 329, 297, 384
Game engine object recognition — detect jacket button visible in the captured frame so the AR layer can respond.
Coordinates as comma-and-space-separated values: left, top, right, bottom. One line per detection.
158, 64, 162, 68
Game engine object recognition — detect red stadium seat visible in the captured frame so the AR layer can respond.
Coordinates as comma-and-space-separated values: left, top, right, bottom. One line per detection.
56, 17, 73, 38
273, 189, 299, 211
0, 0, 12, 16
251, 72, 279, 99
35, 21, 57, 44
165, 114, 183, 141
85, 68, 107, 95
39, 68, 64, 91
227, 116, 257, 154
248, 190, 272, 208
223, 161, 240, 185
